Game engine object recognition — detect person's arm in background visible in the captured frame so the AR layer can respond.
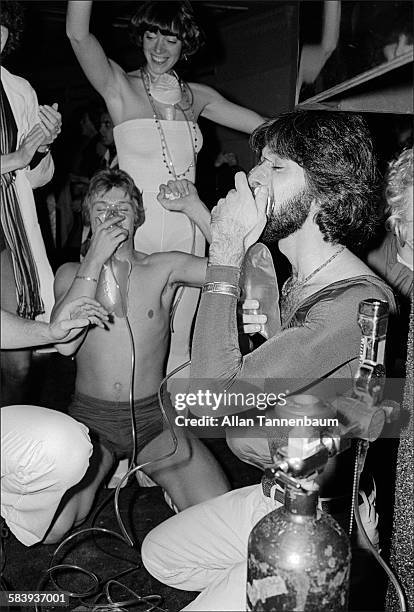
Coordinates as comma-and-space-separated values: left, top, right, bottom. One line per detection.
66, 0, 122, 100
1, 298, 108, 350
296, 1, 341, 100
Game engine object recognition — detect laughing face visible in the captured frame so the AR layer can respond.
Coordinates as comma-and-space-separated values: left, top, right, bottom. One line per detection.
143, 30, 182, 77
90, 187, 136, 240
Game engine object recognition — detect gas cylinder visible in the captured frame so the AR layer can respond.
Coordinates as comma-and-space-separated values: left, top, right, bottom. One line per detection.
246, 487, 351, 611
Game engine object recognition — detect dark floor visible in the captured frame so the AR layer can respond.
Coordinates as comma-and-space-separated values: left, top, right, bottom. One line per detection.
1, 352, 390, 611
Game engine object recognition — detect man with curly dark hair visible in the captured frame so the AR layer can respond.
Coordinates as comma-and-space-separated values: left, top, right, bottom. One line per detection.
250, 111, 381, 248
1, 1, 62, 405
141, 110, 397, 611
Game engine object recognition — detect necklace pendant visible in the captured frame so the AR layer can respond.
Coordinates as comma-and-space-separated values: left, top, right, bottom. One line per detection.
141, 67, 198, 180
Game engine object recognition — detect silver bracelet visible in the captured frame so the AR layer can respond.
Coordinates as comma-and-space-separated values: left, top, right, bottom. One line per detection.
202, 282, 240, 298
75, 275, 97, 283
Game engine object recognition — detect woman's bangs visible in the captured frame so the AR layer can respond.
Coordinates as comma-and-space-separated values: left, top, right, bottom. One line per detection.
140, 9, 182, 39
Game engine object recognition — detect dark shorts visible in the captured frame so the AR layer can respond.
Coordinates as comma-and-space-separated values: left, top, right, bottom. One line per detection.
69, 391, 165, 460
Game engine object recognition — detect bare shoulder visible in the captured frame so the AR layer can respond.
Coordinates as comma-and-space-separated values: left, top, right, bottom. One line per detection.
188, 81, 222, 103
185, 81, 227, 120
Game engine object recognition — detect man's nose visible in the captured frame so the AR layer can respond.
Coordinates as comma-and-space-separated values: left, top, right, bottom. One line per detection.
248, 163, 268, 190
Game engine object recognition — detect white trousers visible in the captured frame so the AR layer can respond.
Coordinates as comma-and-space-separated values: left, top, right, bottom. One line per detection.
142, 484, 279, 611
1, 405, 92, 545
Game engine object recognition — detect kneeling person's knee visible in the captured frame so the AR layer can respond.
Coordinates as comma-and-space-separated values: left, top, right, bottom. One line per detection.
37, 409, 92, 488
141, 529, 167, 581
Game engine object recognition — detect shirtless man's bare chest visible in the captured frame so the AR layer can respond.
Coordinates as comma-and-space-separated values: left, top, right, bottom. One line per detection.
75, 253, 177, 401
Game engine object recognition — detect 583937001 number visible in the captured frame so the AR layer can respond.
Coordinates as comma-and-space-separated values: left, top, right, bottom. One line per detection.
0, 591, 68, 607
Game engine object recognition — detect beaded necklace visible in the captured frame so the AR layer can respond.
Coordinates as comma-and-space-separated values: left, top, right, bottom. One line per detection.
141, 68, 199, 180
281, 245, 346, 324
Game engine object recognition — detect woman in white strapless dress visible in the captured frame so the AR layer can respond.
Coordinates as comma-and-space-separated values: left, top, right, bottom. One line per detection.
67, 0, 264, 373
113, 116, 205, 372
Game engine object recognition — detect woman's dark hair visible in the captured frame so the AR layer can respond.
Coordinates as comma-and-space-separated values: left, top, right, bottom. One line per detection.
251, 110, 381, 248
83, 169, 145, 231
129, 1, 203, 58
1, 1, 24, 57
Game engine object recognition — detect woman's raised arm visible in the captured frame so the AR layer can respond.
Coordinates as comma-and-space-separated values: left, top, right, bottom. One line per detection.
66, 0, 120, 99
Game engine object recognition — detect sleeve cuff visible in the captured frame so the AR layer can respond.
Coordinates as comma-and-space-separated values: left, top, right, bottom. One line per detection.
205, 265, 240, 285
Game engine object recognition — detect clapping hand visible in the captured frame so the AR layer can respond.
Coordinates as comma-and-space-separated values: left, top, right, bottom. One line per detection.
17, 125, 46, 168
38, 103, 62, 149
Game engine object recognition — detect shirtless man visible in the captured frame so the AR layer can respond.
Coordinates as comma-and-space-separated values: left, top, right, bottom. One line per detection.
50, 168, 231, 542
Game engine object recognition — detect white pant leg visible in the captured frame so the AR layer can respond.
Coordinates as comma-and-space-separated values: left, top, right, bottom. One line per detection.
142, 484, 279, 611
182, 562, 247, 611
1, 405, 92, 545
